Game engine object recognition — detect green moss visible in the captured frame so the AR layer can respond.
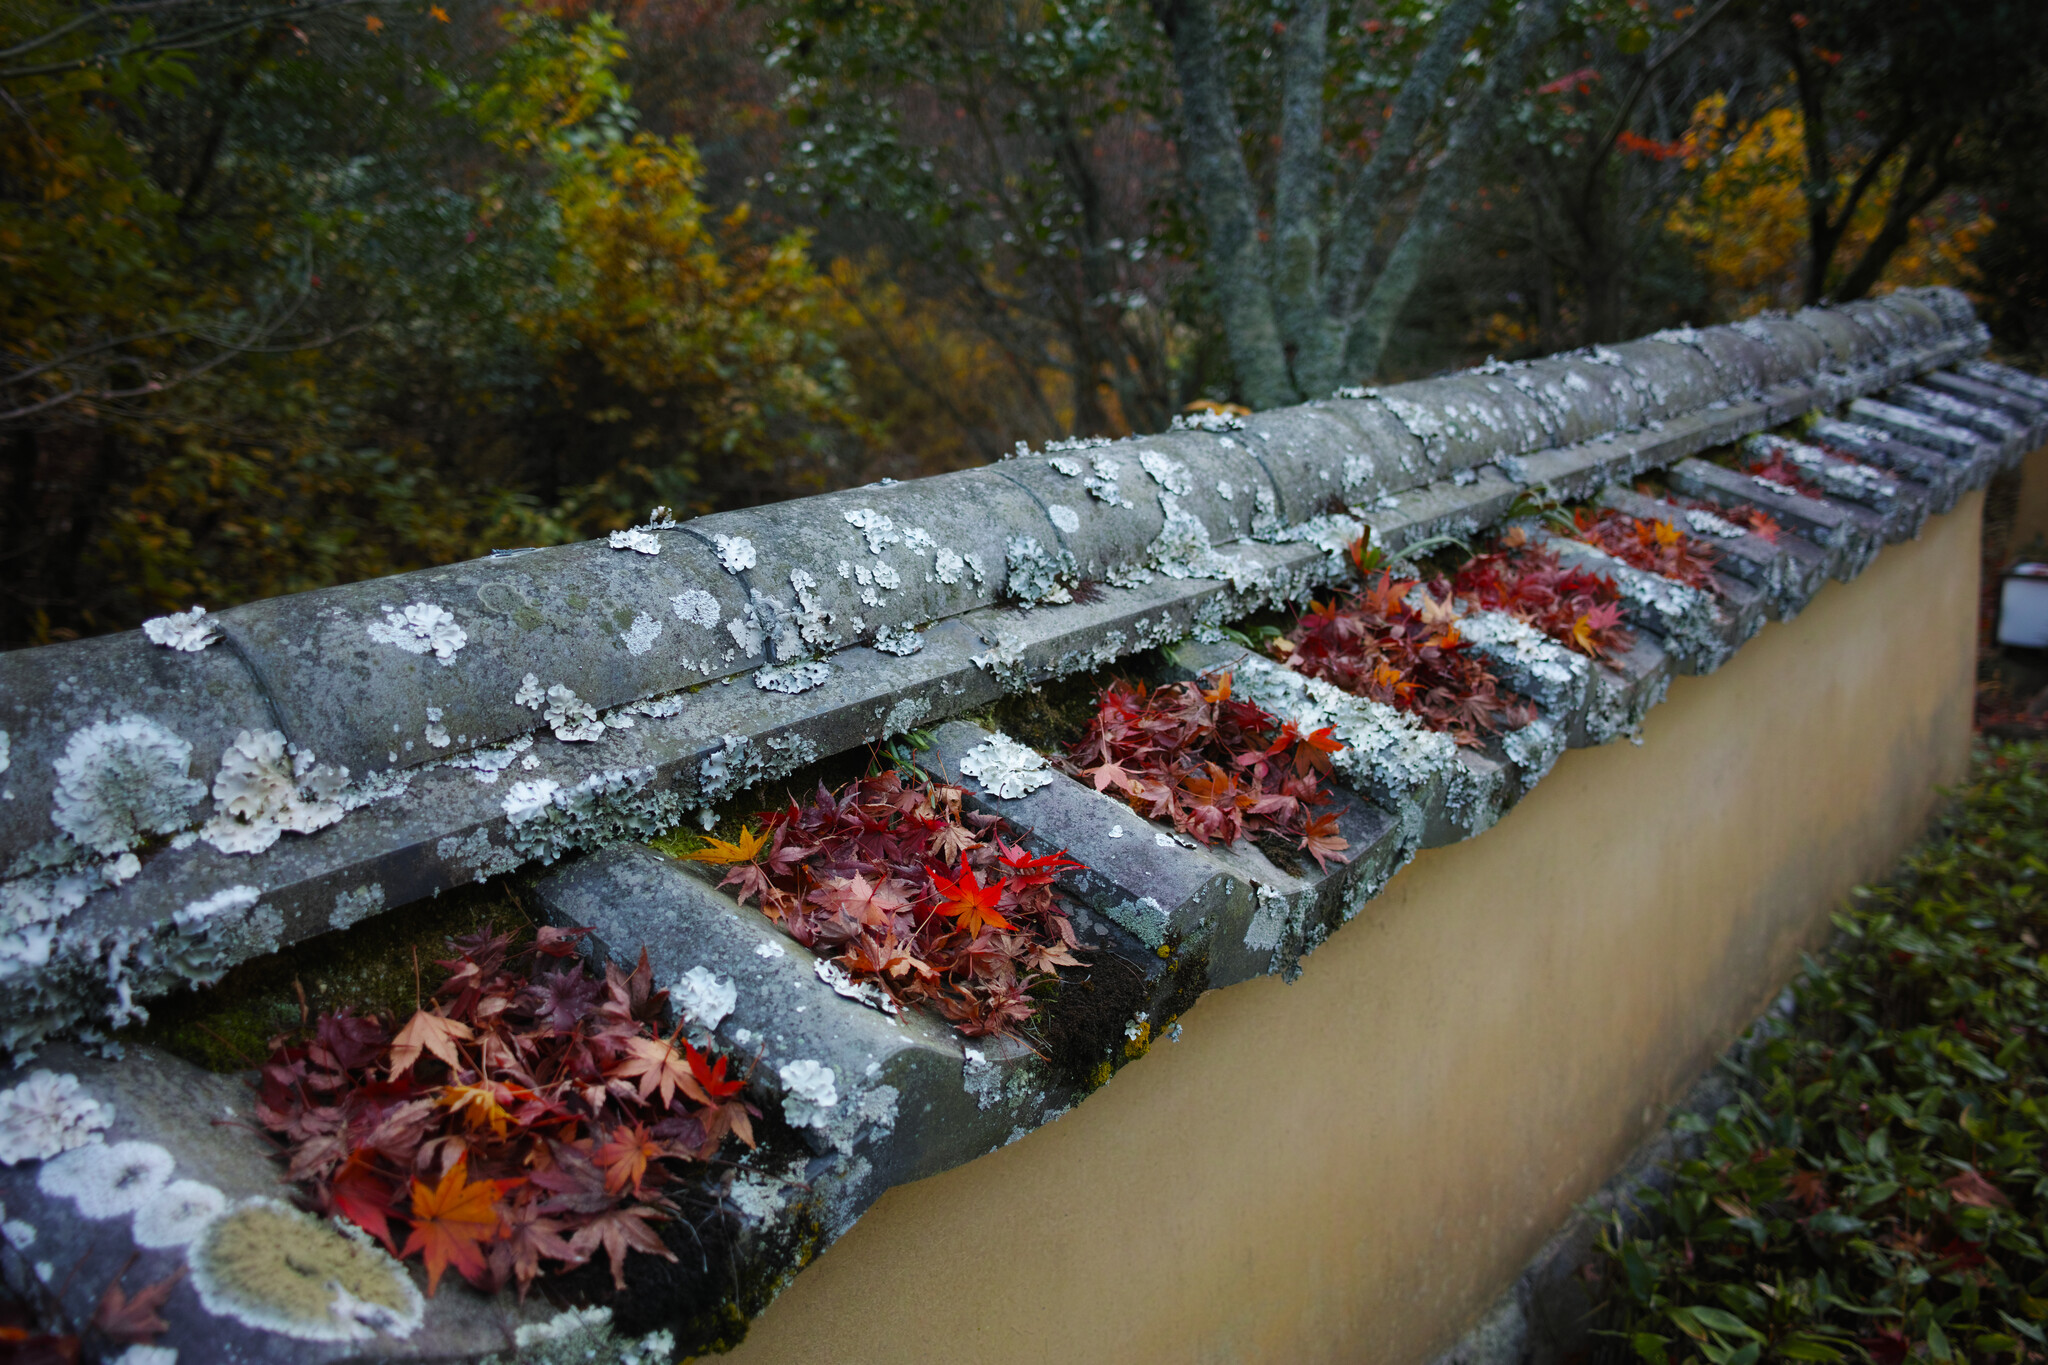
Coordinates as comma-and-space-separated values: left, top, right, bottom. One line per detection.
120, 875, 539, 1072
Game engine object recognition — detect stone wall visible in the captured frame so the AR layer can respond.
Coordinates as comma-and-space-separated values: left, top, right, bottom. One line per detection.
0, 288, 2038, 1362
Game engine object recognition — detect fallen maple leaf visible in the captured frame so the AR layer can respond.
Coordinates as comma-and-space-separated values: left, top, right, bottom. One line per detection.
613, 1035, 712, 1109
401, 1160, 507, 1295
931, 856, 1012, 937
1942, 1167, 2010, 1209
685, 826, 768, 864
331, 1149, 402, 1252
387, 1008, 474, 1080
569, 1204, 676, 1292
92, 1264, 185, 1344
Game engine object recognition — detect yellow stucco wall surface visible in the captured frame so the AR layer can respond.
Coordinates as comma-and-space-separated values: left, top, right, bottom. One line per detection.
717, 492, 1982, 1365
2012, 444, 2048, 558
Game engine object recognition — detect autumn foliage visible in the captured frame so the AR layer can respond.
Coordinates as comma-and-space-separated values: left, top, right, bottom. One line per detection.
1444, 528, 1633, 660
1273, 571, 1537, 747
696, 770, 1084, 1038
1742, 450, 1827, 498
1570, 508, 1720, 590
256, 927, 756, 1298
1055, 675, 1351, 869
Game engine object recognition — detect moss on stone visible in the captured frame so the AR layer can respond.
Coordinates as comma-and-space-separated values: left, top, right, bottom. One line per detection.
118, 875, 539, 1073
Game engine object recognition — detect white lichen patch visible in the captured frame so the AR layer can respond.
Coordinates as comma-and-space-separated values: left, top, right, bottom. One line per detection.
189, 1197, 424, 1342
932, 547, 966, 585
755, 660, 832, 694
202, 730, 347, 855
141, 605, 220, 652
38, 1139, 172, 1219
515, 673, 545, 709
872, 624, 923, 657
958, 732, 1053, 799
1004, 535, 1078, 605
543, 685, 605, 743
842, 507, 903, 556
365, 603, 466, 664
133, 1178, 226, 1249
1086, 455, 1134, 508
815, 957, 900, 1015
674, 965, 737, 1033
1048, 456, 1082, 477
713, 534, 757, 573
50, 717, 206, 856
173, 885, 262, 935
878, 696, 930, 739
1171, 409, 1245, 433
444, 735, 532, 785
620, 612, 663, 656
1047, 503, 1081, 534
0, 1070, 111, 1164
608, 528, 661, 555
1146, 495, 1261, 592
1138, 450, 1192, 495
1685, 507, 1747, 539
670, 589, 721, 629
777, 1059, 838, 1128
502, 779, 562, 825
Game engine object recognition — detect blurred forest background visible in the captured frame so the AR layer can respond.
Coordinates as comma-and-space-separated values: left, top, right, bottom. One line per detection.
4, 0, 2045, 648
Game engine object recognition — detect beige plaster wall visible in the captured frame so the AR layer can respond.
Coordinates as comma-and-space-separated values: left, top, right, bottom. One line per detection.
2012, 445, 2048, 559
716, 492, 1982, 1365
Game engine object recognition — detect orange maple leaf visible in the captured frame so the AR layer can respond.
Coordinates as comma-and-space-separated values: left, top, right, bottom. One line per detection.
400, 1160, 506, 1295
684, 826, 767, 865
931, 856, 1012, 936
364, 13, 383, 31
429, 3, 449, 18
387, 1008, 473, 1080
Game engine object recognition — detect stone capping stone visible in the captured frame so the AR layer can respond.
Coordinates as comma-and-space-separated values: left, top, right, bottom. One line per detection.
0, 288, 2005, 1059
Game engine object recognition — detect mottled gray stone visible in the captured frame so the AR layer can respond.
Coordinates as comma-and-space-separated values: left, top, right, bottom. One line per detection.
1887, 382, 2030, 464
1848, 397, 1996, 471
1597, 486, 1827, 621
1808, 416, 1971, 514
923, 720, 1408, 985
536, 846, 1025, 1194
1960, 357, 2048, 408
1579, 631, 1672, 748
1533, 532, 1735, 675
1360, 466, 1525, 555
1666, 458, 1883, 581
1917, 369, 2048, 446
0, 1045, 538, 1362
1740, 435, 1926, 543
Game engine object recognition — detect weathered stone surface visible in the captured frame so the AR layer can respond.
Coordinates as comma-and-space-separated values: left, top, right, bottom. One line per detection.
921, 721, 1408, 985
1916, 369, 2048, 446
1807, 416, 1971, 514
1741, 435, 1926, 543
1666, 458, 1883, 581
1580, 631, 1672, 747
1960, 357, 2048, 409
0, 1045, 537, 1362
1887, 382, 2030, 463
0, 289, 1992, 1058
1596, 487, 1825, 621
1847, 397, 1996, 472
1533, 532, 1734, 674
536, 847, 1025, 1196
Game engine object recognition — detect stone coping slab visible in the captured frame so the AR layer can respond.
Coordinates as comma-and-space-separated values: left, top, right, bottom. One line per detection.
0, 291, 2002, 1069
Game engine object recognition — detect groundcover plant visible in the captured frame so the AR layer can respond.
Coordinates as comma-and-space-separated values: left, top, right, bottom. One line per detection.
1596, 741, 2048, 1364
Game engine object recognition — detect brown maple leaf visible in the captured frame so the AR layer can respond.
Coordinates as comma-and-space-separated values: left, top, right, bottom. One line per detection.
387, 1008, 474, 1080
400, 1159, 507, 1295
493, 1201, 582, 1300
611, 1035, 712, 1109
1785, 1167, 1829, 1211
93, 1264, 185, 1343
568, 1204, 676, 1292
1942, 1167, 2010, 1209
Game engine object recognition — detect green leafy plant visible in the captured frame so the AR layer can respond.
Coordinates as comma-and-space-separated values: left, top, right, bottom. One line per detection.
1595, 741, 2048, 1365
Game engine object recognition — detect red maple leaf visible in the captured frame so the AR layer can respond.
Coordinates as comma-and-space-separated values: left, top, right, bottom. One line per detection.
330, 1149, 403, 1252
931, 856, 1012, 936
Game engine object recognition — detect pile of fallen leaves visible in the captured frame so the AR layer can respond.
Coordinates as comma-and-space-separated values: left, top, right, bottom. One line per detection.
1054, 674, 1351, 868
1273, 570, 1536, 747
1443, 527, 1633, 660
1742, 448, 1826, 497
1594, 741, 2048, 1364
256, 928, 757, 1298
692, 770, 1084, 1037
1570, 508, 1719, 590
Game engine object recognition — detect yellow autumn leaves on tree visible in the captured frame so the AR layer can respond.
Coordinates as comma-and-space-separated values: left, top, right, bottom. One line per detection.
1666, 93, 1993, 319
